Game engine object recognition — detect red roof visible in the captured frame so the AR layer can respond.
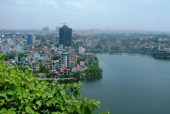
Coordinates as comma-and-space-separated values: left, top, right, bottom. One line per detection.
74, 65, 81, 71
60, 67, 70, 73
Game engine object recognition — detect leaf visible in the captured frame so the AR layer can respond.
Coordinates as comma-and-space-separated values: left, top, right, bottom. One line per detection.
61, 106, 65, 111
46, 99, 53, 106
0, 92, 11, 101
66, 106, 72, 112
0, 108, 7, 113
17, 87, 24, 96
25, 106, 34, 113
36, 101, 41, 107
8, 83, 17, 90
6, 108, 16, 114
60, 90, 66, 96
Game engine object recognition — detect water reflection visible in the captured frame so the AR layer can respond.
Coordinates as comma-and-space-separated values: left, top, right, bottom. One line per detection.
84, 75, 102, 82
59, 74, 102, 84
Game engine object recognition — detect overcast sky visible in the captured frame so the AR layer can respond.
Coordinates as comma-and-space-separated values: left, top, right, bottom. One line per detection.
0, 0, 170, 31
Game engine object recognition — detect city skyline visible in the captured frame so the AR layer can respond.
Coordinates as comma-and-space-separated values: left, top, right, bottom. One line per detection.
0, 0, 170, 31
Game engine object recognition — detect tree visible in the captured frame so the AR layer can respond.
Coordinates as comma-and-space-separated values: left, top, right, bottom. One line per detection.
0, 54, 108, 114
18, 53, 25, 61
39, 64, 45, 73
3, 53, 15, 61
44, 67, 50, 73
77, 56, 86, 64
52, 55, 61, 60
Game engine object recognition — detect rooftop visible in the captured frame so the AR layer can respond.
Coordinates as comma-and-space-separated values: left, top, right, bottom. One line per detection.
61, 52, 70, 55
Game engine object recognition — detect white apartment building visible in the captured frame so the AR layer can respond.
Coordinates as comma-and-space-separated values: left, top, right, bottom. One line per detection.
61, 52, 71, 68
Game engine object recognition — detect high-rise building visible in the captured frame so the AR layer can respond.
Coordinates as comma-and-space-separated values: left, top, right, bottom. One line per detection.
43, 27, 49, 31
56, 26, 59, 32
27, 34, 34, 44
59, 25, 72, 47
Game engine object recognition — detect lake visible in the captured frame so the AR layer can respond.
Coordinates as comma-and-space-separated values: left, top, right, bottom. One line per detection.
80, 52, 170, 114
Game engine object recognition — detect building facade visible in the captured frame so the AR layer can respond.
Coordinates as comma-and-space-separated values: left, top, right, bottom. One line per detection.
61, 52, 71, 68
59, 25, 72, 47
43, 27, 49, 31
79, 47, 86, 55
56, 26, 59, 32
27, 34, 34, 44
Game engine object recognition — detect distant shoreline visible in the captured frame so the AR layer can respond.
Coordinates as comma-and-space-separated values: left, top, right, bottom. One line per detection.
88, 50, 170, 60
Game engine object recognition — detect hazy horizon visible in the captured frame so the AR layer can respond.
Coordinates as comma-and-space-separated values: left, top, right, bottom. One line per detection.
0, 0, 170, 31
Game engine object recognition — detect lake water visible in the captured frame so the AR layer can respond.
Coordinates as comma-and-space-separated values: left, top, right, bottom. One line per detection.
80, 52, 170, 114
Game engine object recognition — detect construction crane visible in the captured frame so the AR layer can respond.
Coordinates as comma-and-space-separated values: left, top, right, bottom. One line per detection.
61, 23, 68, 27
61, 23, 66, 25
61, 22, 74, 26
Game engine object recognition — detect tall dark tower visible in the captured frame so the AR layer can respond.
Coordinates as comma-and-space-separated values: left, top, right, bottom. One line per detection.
59, 25, 72, 47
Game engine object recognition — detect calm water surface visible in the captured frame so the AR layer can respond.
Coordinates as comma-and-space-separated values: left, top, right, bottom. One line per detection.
80, 52, 170, 114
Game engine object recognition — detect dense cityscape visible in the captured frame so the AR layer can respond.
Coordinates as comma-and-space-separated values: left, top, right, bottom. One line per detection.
0, 26, 170, 78
1, 24, 170, 114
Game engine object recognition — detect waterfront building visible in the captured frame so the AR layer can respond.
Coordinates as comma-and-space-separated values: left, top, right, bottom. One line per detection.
59, 25, 72, 47
85, 53, 94, 65
61, 52, 71, 68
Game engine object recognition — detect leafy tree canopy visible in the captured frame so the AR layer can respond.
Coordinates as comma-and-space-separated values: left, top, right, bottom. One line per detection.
3, 53, 15, 61
77, 56, 86, 64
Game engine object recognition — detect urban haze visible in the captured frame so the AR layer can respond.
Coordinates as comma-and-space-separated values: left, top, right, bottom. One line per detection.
0, 0, 170, 31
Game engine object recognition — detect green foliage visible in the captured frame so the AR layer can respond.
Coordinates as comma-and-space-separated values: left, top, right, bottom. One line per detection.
39, 64, 45, 73
77, 56, 86, 64
0, 53, 5, 60
61, 72, 81, 78
52, 55, 61, 60
51, 52, 61, 60
83, 60, 102, 76
18, 53, 26, 61
3, 53, 15, 61
100, 110, 110, 114
0, 56, 102, 113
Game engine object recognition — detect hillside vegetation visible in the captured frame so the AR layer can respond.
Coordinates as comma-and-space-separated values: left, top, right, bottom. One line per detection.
0, 54, 108, 114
